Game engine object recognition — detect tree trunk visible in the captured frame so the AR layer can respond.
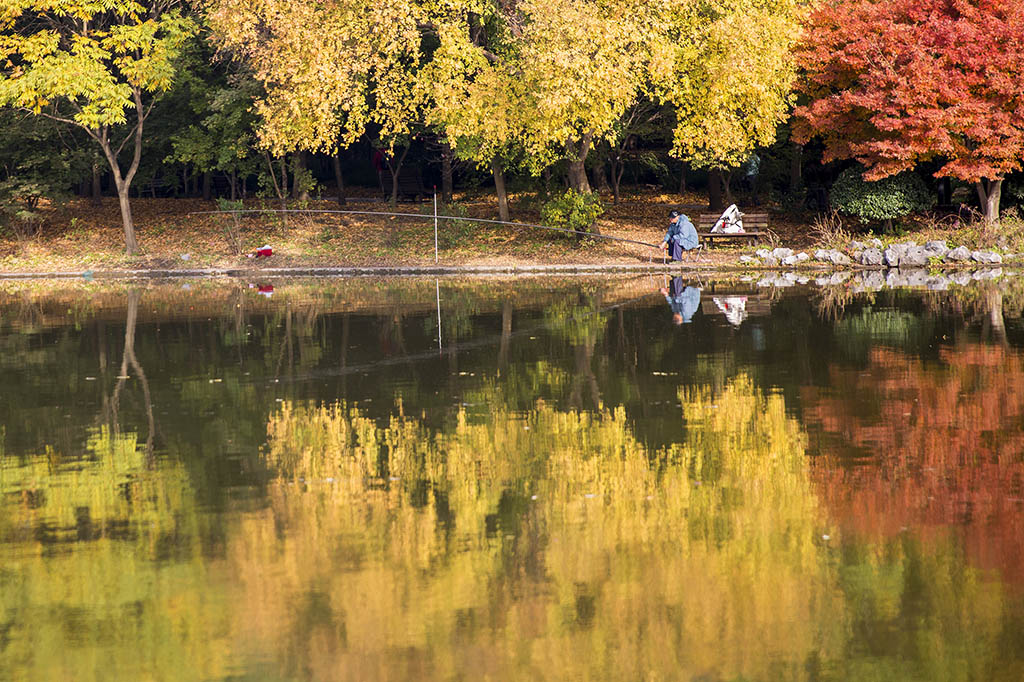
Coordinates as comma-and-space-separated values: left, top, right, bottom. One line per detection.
279, 155, 289, 210
441, 142, 454, 204
292, 151, 309, 202
678, 160, 688, 196
113, 179, 138, 255
332, 151, 346, 206
594, 161, 610, 192
566, 132, 600, 236
498, 299, 512, 372
610, 159, 622, 204
566, 161, 591, 193
986, 288, 1007, 345
938, 177, 952, 205
388, 145, 410, 209
708, 168, 724, 212
566, 132, 593, 194
790, 143, 803, 190
202, 171, 211, 201
122, 290, 155, 458
228, 170, 237, 201
492, 158, 510, 222
91, 161, 103, 206
976, 178, 1002, 226
95, 90, 145, 256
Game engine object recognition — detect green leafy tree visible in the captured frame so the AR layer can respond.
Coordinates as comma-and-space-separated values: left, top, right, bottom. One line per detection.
165, 33, 261, 201
0, 1, 197, 254
0, 110, 89, 238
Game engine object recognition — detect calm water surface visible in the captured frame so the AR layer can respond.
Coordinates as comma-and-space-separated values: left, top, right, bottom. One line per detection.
2, 275, 1024, 681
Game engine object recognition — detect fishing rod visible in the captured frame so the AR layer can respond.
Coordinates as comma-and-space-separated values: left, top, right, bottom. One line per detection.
188, 207, 664, 252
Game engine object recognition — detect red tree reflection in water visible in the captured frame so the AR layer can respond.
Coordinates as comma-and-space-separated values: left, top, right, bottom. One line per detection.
804, 344, 1024, 586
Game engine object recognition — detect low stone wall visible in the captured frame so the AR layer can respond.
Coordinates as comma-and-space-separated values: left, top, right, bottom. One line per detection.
740, 239, 1006, 269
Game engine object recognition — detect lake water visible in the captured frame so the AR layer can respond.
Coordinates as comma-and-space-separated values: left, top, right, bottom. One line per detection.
2, 273, 1024, 681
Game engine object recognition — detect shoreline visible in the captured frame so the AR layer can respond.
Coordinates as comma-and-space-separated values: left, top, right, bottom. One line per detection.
0, 260, 1015, 280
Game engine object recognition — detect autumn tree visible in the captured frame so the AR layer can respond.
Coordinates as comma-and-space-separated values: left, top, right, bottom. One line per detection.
0, 1, 196, 254
205, 0, 426, 207
793, 0, 1024, 225
420, 4, 521, 220
650, 0, 802, 210
423, 0, 656, 229
510, 0, 652, 200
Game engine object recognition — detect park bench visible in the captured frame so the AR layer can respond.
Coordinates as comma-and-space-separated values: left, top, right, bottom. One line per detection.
382, 165, 427, 202
696, 211, 769, 247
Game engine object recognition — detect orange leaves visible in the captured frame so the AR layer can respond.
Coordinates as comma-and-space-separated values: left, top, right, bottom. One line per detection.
794, 0, 1024, 185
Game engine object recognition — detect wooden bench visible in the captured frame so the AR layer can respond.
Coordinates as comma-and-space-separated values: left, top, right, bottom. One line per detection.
696, 211, 769, 247
382, 165, 427, 202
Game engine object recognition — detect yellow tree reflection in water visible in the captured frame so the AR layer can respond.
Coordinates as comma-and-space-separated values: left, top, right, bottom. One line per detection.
240, 375, 845, 681
0, 428, 233, 681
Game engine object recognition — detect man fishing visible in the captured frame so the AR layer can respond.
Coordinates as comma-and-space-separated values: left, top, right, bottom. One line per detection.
660, 210, 700, 261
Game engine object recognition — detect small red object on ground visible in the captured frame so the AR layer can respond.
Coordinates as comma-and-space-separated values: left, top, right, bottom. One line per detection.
247, 244, 273, 258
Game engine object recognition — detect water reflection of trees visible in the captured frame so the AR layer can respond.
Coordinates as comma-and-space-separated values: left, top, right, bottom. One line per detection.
0, 428, 229, 681
109, 290, 155, 458
241, 377, 840, 681
805, 342, 1024, 588
4, 278, 1024, 679
239, 361, 1024, 680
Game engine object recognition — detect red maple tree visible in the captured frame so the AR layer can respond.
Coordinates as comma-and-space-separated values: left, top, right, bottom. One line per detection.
793, 0, 1024, 223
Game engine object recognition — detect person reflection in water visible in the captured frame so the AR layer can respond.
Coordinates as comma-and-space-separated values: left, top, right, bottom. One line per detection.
660, 276, 701, 325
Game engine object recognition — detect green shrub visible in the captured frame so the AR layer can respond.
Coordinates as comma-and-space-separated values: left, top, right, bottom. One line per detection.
0, 178, 62, 240
540, 189, 604, 237
830, 166, 933, 227
780, 186, 808, 213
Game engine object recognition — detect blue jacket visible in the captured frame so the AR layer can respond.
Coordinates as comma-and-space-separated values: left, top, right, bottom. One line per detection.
665, 215, 699, 250
666, 286, 701, 323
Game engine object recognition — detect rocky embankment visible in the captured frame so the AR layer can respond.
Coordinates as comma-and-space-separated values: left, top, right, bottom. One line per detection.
739, 239, 1006, 269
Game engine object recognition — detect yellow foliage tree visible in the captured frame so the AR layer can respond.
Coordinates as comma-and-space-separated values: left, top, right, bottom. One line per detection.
0, 1, 196, 254
205, 0, 425, 156
649, 0, 802, 182
426, 0, 654, 195
205, 0, 801, 214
